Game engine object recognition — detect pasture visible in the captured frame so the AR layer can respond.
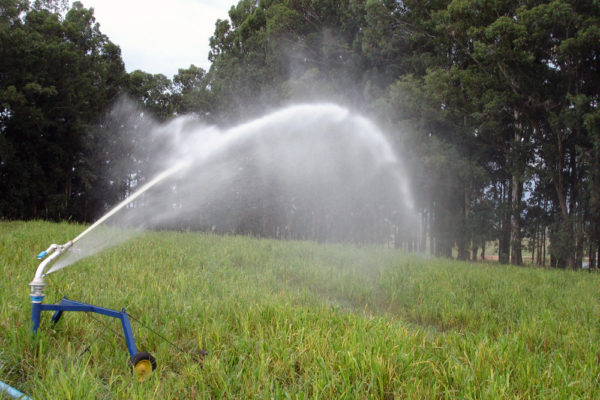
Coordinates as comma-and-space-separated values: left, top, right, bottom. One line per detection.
1, 221, 599, 399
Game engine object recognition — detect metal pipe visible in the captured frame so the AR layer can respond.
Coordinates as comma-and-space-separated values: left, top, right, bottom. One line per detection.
34, 298, 140, 357
0, 380, 32, 400
31, 300, 42, 332
33, 241, 73, 279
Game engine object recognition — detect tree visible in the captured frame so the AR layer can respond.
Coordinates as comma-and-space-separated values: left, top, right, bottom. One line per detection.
0, 1, 125, 220
172, 65, 210, 116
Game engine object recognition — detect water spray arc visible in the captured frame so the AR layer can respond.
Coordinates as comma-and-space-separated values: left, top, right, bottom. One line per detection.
26, 103, 413, 382
27, 164, 184, 381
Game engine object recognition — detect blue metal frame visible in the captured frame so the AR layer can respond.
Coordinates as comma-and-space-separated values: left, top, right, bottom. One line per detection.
31, 297, 138, 357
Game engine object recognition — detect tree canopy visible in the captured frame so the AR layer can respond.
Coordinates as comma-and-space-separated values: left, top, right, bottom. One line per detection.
1, 0, 598, 269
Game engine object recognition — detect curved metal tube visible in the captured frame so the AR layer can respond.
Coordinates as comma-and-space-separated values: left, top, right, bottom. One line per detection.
33, 241, 72, 279
29, 241, 73, 298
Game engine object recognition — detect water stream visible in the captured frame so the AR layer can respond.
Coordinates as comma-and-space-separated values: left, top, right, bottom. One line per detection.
46, 103, 413, 274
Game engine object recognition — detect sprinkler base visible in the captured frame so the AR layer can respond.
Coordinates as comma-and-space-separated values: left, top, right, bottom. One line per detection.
30, 296, 156, 379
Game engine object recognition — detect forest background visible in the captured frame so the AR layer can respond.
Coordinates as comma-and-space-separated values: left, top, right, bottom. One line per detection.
1, 0, 599, 269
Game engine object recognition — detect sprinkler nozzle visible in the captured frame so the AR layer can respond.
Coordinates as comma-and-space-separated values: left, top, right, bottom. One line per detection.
32, 241, 73, 280
30, 241, 74, 301
37, 244, 58, 260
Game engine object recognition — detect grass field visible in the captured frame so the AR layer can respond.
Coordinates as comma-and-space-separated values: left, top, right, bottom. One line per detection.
1, 221, 599, 399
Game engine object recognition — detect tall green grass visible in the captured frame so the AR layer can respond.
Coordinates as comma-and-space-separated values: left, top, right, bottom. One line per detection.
1, 221, 599, 398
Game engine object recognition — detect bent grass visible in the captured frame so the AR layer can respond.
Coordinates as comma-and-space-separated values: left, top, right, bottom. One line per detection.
1, 221, 599, 398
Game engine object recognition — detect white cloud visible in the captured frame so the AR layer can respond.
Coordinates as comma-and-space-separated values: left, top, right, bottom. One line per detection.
80, 0, 232, 78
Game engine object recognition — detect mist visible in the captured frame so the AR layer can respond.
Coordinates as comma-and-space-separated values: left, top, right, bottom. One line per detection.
49, 102, 415, 274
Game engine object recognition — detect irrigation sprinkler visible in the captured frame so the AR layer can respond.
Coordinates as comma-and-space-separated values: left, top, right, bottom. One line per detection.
29, 241, 157, 381
27, 164, 190, 381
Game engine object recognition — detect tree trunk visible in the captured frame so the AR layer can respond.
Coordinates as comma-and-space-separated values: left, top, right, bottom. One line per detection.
535, 228, 544, 265
457, 186, 470, 261
430, 200, 436, 256
510, 176, 523, 265
472, 244, 478, 262
553, 130, 576, 269
542, 226, 546, 266
480, 240, 486, 262
420, 210, 427, 253
530, 235, 535, 265
510, 123, 524, 266
499, 180, 511, 264
65, 174, 72, 214
575, 217, 584, 269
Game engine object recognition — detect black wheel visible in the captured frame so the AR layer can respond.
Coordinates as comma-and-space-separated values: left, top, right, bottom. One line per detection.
130, 351, 157, 381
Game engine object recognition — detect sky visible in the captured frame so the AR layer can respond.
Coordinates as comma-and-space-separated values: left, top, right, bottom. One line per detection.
79, 0, 233, 78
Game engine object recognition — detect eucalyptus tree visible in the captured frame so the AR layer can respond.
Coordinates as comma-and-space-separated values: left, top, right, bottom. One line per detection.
206, 0, 372, 122
172, 64, 210, 116
0, 1, 125, 220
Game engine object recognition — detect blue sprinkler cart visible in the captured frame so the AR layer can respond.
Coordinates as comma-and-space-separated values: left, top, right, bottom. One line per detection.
29, 243, 156, 381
